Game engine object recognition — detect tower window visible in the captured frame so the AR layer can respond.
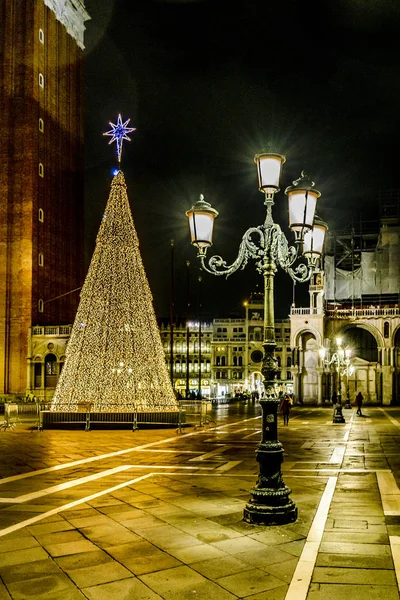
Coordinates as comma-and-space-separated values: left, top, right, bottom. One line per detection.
384, 321, 390, 338
38, 299, 44, 313
39, 73, 44, 88
39, 29, 44, 43
38, 208, 44, 222
38, 253, 44, 267
39, 163, 44, 177
39, 118, 44, 132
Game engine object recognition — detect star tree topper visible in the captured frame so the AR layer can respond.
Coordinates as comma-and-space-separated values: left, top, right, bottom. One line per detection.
103, 114, 136, 164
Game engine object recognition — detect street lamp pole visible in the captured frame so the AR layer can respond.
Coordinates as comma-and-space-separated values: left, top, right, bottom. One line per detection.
185, 260, 191, 399
198, 275, 202, 400
186, 152, 327, 525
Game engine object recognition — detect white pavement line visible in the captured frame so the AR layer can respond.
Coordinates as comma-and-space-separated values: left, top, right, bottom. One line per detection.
292, 468, 391, 473
329, 446, 345, 464
379, 408, 400, 427
215, 461, 242, 472
0, 464, 215, 504
139, 449, 199, 454
389, 537, 400, 593
301, 442, 314, 449
285, 476, 337, 600
0, 465, 133, 503
0, 415, 257, 487
377, 472, 400, 514
189, 445, 228, 461
242, 430, 261, 439
0, 473, 154, 539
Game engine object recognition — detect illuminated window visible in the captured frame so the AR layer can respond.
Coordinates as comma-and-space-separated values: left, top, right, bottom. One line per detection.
39, 163, 44, 177
38, 252, 44, 266
39, 73, 44, 88
38, 208, 44, 222
39, 118, 44, 132
38, 299, 44, 312
39, 29, 44, 43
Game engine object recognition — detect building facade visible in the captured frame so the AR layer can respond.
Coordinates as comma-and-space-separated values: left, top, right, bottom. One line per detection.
290, 194, 400, 405
24, 196, 400, 405
0, 0, 89, 396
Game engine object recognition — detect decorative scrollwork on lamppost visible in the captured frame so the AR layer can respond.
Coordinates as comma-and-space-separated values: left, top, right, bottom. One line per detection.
320, 338, 354, 421
186, 152, 327, 526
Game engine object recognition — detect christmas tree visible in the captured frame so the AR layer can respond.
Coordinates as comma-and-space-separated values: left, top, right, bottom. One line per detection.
51, 169, 178, 412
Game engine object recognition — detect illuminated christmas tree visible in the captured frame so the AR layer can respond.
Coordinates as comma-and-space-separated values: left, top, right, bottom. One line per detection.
51, 166, 178, 413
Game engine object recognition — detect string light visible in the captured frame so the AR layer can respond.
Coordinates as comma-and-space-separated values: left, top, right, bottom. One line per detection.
51, 171, 178, 413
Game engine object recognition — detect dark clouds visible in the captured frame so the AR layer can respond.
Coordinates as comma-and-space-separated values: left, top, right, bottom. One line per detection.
83, 0, 400, 319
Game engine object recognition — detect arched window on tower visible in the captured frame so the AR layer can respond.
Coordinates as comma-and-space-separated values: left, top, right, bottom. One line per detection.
384, 321, 390, 339
44, 354, 57, 388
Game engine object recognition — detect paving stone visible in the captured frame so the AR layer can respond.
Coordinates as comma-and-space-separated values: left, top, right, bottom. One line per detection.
44, 539, 98, 557
319, 542, 391, 556
262, 557, 298, 583
0, 534, 39, 553
216, 567, 284, 596
6, 573, 83, 600
105, 540, 182, 574
54, 549, 113, 570
308, 583, 399, 599
81, 577, 162, 600
0, 546, 49, 567
66, 561, 132, 587
0, 559, 63, 584
191, 555, 253, 579
235, 546, 295, 570
139, 565, 207, 596
27, 520, 75, 535
166, 543, 227, 564
313, 566, 397, 585
0, 580, 11, 600
322, 531, 389, 544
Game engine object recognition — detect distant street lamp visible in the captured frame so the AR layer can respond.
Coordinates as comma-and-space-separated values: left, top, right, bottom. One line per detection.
320, 337, 354, 421
186, 152, 327, 526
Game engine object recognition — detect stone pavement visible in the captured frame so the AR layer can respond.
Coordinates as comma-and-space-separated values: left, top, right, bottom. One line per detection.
0, 402, 400, 599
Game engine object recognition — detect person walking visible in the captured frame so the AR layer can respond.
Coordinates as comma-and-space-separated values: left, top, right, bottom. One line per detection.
355, 391, 364, 416
280, 394, 291, 425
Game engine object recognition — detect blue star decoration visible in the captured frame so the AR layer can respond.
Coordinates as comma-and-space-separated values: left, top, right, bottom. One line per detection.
103, 114, 136, 164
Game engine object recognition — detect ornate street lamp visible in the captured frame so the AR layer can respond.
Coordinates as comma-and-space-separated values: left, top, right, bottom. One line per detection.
320, 338, 354, 420
186, 151, 326, 526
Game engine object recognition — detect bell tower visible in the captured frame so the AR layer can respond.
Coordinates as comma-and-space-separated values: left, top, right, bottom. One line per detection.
0, 0, 90, 395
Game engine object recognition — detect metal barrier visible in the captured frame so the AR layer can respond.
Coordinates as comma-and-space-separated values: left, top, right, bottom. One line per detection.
0, 402, 49, 431
176, 400, 215, 433
40, 410, 182, 431
0, 403, 19, 430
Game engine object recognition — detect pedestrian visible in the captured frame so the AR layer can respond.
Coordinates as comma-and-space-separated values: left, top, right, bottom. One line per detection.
280, 394, 291, 425
355, 391, 364, 416
332, 391, 337, 406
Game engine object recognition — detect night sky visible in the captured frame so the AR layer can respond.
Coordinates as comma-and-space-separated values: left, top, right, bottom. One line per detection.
83, 0, 400, 321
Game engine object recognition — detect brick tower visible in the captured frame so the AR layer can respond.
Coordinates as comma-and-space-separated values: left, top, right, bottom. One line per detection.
0, 0, 90, 395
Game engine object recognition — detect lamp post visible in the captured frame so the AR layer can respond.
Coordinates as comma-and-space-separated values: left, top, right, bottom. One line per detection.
186, 152, 327, 526
319, 338, 354, 421
198, 275, 202, 400
185, 261, 191, 399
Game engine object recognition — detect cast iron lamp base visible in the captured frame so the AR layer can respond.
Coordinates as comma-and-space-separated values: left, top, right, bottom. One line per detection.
333, 404, 346, 423
243, 398, 298, 526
